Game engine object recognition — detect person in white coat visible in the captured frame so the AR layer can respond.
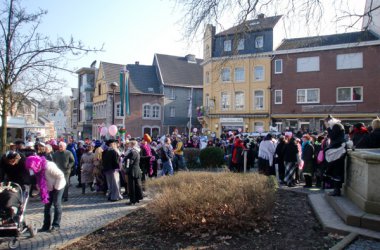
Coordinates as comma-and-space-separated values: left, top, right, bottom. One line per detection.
25, 155, 66, 232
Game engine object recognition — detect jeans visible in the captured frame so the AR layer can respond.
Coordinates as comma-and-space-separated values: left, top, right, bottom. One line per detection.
174, 155, 188, 171
43, 188, 64, 229
161, 160, 174, 176
63, 173, 70, 200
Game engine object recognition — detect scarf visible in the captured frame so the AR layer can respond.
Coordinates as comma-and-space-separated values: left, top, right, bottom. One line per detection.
25, 155, 49, 204
301, 140, 311, 156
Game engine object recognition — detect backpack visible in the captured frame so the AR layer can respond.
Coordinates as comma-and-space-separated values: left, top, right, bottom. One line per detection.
159, 147, 168, 162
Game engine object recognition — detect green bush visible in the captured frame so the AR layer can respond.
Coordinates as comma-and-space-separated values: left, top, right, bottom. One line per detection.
183, 148, 201, 169
147, 172, 277, 232
199, 147, 225, 168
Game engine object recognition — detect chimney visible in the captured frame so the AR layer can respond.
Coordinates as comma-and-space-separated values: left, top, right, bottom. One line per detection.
257, 13, 265, 19
185, 54, 196, 63
135, 61, 139, 65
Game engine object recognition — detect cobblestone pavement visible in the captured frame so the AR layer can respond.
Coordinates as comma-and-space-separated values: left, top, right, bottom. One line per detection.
346, 237, 380, 250
0, 179, 149, 250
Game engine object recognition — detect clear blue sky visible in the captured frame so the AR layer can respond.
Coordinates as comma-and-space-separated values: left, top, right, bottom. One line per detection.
23, 0, 365, 96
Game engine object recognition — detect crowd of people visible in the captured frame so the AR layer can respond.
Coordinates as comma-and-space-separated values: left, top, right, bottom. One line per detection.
0, 132, 191, 232
1, 115, 379, 233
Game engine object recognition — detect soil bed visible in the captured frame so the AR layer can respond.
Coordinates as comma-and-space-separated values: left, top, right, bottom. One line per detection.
66, 189, 342, 249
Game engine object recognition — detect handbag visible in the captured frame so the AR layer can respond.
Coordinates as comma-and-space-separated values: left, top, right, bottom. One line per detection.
317, 141, 324, 164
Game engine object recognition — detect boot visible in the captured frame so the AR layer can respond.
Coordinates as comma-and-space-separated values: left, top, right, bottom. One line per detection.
303, 175, 312, 188
82, 184, 86, 194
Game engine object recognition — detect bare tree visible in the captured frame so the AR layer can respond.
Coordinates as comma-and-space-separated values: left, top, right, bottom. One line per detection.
176, 0, 380, 41
0, 0, 102, 153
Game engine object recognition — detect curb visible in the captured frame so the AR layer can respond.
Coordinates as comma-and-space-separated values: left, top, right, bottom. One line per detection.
329, 232, 358, 250
56, 202, 149, 249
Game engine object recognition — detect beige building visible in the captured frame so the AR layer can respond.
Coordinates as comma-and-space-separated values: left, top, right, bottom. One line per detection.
201, 15, 282, 134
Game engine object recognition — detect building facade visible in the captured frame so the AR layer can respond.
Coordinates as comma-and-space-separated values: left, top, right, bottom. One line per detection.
92, 62, 123, 139
76, 65, 96, 139
124, 63, 164, 138
201, 15, 281, 134
271, 31, 380, 132
153, 53, 203, 134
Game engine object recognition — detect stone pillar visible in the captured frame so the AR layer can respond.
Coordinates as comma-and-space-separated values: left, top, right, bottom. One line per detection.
344, 149, 380, 215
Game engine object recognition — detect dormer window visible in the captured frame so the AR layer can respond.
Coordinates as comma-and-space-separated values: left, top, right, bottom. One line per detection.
255, 36, 264, 48
224, 40, 231, 52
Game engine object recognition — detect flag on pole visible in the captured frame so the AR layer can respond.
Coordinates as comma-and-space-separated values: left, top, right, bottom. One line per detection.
119, 66, 125, 116
125, 68, 130, 116
188, 88, 193, 118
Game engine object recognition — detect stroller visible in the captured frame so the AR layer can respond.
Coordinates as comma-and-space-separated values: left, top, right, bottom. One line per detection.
0, 182, 37, 249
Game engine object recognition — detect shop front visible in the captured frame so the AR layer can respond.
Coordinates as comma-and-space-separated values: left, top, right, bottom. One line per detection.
219, 118, 244, 133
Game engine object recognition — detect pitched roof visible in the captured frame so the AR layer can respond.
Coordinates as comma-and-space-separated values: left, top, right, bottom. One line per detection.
126, 64, 161, 94
277, 31, 379, 50
154, 53, 203, 87
216, 15, 282, 36
100, 61, 123, 84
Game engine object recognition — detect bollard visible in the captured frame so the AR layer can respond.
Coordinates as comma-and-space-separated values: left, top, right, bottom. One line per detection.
244, 150, 247, 173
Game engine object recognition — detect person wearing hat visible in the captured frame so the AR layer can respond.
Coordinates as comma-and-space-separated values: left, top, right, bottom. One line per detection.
102, 139, 123, 201
324, 123, 347, 196
301, 134, 315, 188
124, 140, 143, 205
140, 134, 153, 182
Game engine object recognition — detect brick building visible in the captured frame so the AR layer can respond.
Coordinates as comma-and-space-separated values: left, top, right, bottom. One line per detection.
271, 31, 380, 132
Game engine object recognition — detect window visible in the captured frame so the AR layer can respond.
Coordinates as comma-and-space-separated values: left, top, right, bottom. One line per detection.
254, 90, 264, 110
297, 89, 320, 103
169, 88, 175, 99
235, 91, 245, 110
221, 68, 231, 82
297, 57, 320, 72
224, 40, 231, 51
143, 104, 151, 118
115, 102, 122, 117
170, 107, 175, 117
274, 90, 282, 104
337, 87, 363, 102
255, 36, 263, 48
205, 71, 210, 84
237, 39, 244, 50
205, 93, 210, 107
221, 92, 231, 110
152, 105, 160, 118
98, 84, 101, 96
143, 126, 160, 139
274, 59, 283, 74
254, 122, 264, 132
234, 67, 245, 82
254, 66, 264, 81
337, 53, 363, 70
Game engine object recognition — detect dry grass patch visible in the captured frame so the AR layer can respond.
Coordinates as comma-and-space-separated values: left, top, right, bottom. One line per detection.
146, 172, 277, 232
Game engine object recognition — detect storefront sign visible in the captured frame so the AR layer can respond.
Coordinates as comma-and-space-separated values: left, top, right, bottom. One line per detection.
220, 118, 244, 123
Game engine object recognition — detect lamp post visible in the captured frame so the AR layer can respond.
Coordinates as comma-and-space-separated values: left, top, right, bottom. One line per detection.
110, 82, 119, 125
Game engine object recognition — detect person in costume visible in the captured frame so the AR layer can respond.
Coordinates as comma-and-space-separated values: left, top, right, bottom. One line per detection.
25, 155, 66, 232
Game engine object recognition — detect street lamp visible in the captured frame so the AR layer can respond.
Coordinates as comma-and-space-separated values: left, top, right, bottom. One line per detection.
110, 82, 119, 125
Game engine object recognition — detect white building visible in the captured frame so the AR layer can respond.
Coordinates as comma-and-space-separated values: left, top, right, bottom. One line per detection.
48, 109, 67, 137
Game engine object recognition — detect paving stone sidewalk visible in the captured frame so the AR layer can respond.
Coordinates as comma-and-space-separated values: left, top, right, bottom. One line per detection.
0, 179, 148, 250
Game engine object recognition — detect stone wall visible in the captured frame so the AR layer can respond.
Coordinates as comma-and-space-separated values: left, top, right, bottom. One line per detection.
344, 149, 380, 215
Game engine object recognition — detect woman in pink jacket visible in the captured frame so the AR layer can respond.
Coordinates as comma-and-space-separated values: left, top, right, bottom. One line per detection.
25, 155, 66, 233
